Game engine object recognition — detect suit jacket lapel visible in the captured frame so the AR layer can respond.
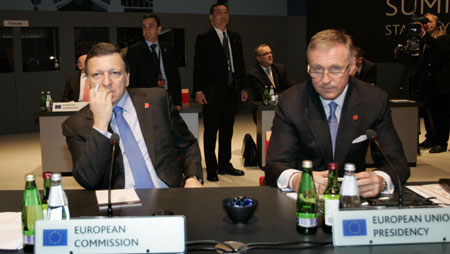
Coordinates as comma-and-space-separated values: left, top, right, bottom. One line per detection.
257, 65, 272, 86
160, 43, 168, 70
128, 89, 156, 162
74, 75, 81, 100
140, 40, 154, 63
334, 80, 361, 166
305, 82, 333, 162
209, 29, 227, 62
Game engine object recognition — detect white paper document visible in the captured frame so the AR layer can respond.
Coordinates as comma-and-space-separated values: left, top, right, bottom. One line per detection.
407, 184, 450, 206
0, 212, 23, 250
95, 189, 142, 209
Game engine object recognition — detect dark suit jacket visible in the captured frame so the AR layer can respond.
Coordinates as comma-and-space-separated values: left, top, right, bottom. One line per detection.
193, 28, 248, 101
356, 59, 377, 85
61, 74, 81, 102
248, 63, 295, 101
265, 77, 410, 188
127, 40, 182, 106
422, 33, 450, 96
62, 88, 203, 190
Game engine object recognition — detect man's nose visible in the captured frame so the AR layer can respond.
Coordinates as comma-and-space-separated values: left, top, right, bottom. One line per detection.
101, 74, 112, 86
321, 71, 332, 83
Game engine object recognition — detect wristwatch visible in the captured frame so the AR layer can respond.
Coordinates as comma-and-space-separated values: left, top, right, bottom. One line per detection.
380, 178, 387, 192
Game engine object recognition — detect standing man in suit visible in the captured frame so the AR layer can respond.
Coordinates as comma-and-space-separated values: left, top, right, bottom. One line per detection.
352, 46, 377, 85
62, 42, 203, 190
127, 14, 182, 110
265, 29, 409, 198
248, 44, 295, 101
61, 54, 88, 102
193, 2, 248, 182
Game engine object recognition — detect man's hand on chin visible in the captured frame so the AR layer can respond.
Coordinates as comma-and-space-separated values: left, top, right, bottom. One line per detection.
90, 86, 113, 132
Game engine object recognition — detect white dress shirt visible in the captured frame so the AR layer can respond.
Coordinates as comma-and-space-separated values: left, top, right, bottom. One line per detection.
78, 73, 87, 102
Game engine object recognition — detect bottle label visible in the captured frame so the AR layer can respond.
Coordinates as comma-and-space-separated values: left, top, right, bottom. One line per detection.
324, 198, 340, 226
341, 175, 359, 196
297, 213, 318, 228
23, 235, 34, 245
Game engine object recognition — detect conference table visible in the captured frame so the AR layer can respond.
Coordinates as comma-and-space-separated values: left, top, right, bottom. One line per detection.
2, 186, 448, 253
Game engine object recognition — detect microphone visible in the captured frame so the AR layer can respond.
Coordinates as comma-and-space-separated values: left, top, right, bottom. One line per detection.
108, 133, 120, 217
365, 129, 403, 208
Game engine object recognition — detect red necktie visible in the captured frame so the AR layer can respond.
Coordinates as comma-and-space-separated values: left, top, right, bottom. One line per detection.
82, 79, 89, 102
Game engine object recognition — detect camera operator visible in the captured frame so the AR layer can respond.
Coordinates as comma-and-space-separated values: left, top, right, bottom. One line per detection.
419, 13, 450, 153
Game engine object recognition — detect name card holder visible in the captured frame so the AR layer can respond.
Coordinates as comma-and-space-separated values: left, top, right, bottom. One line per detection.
53, 102, 89, 112
35, 216, 186, 254
333, 207, 450, 246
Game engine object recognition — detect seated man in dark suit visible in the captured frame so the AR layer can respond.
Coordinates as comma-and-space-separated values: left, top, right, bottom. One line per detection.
62, 42, 203, 190
61, 54, 88, 102
127, 14, 182, 110
351, 45, 377, 85
265, 29, 409, 198
248, 44, 295, 101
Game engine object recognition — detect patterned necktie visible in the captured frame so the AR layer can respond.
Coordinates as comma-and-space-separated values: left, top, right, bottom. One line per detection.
265, 67, 275, 86
113, 106, 154, 189
150, 44, 161, 73
222, 32, 230, 60
328, 102, 338, 159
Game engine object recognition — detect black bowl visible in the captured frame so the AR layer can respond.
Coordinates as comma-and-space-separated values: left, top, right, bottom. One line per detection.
223, 197, 258, 224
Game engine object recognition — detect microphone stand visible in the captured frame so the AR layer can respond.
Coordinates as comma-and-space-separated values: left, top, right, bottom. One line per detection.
108, 135, 119, 217
368, 134, 403, 208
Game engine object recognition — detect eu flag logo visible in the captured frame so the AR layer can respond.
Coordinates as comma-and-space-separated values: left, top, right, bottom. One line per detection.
342, 219, 367, 236
55, 105, 62, 109
43, 229, 68, 246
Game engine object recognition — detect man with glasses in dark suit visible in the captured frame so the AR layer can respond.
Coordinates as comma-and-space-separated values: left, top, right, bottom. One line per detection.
265, 29, 410, 198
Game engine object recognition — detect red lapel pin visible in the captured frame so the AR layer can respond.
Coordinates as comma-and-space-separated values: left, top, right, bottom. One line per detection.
353, 115, 358, 120
144, 102, 150, 109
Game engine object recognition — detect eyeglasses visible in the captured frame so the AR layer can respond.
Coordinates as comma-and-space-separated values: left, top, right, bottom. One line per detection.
307, 64, 350, 78
258, 51, 272, 57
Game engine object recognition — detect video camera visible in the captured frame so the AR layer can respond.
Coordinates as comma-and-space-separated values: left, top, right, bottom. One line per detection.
407, 16, 430, 36
395, 14, 430, 57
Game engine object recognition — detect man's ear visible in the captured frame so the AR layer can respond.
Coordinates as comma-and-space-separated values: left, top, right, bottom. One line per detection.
126, 73, 130, 87
350, 56, 356, 70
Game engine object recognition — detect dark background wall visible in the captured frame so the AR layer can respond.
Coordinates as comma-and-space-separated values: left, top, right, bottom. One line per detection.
0, 8, 308, 134
2, 0, 431, 134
